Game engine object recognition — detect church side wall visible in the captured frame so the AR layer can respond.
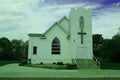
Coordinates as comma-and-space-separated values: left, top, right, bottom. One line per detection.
29, 25, 71, 64
28, 36, 40, 63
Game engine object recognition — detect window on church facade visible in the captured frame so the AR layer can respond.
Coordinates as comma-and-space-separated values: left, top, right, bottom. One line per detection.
52, 37, 60, 54
33, 46, 37, 55
78, 16, 86, 44
79, 16, 84, 29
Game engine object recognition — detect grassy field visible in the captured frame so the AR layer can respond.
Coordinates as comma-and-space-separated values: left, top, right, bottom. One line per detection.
0, 62, 120, 80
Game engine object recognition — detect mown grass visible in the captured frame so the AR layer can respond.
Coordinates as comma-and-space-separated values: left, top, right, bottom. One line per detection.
0, 61, 120, 80
0, 63, 120, 79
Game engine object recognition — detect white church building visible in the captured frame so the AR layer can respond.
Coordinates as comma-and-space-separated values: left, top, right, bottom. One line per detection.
28, 8, 94, 66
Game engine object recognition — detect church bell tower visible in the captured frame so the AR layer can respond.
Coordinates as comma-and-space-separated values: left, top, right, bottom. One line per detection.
69, 8, 93, 60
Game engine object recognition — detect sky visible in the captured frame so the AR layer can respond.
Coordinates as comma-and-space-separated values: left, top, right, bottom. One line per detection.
0, 0, 120, 41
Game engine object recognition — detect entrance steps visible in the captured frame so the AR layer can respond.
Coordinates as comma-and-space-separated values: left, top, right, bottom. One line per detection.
72, 59, 100, 69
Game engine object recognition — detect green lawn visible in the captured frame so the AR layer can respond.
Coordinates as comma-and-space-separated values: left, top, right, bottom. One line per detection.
0, 63, 120, 78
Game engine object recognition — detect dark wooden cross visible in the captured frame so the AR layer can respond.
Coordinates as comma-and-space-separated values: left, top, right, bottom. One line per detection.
78, 29, 86, 44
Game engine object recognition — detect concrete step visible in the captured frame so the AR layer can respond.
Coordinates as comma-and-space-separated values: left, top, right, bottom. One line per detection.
72, 59, 100, 69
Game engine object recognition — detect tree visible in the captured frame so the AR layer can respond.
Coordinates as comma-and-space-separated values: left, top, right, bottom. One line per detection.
0, 37, 28, 60
102, 39, 113, 62
111, 33, 120, 62
11, 39, 24, 60
93, 34, 103, 57
102, 33, 120, 62
118, 27, 120, 34
0, 37, 11, 60
22, 40, 28, 60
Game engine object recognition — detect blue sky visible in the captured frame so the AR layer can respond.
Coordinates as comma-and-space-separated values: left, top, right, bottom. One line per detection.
0, 0, 120, 40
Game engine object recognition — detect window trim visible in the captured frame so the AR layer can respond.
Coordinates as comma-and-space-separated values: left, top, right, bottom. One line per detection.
33, 46, 37, 55
51, 37, 60, 55
79, 16, 84, 29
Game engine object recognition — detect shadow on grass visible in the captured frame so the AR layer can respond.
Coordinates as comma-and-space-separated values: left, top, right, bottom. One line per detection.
0, 60, 20, 66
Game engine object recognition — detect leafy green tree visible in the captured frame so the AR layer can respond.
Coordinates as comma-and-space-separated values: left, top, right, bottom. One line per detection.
0, 37, 11, 60
102, 32, 120, 62
102, 39, 113, 62
11, 39, 24, 60
118, 27, 120, 34
22, 40, 28, 60
0, 37, 28, 60
111, 33, 120, 62
93, 34, 103, 58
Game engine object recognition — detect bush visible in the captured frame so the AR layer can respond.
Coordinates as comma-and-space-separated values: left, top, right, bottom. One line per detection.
40, 62, 43, 64
19, 59, 28, 66
66, 63, 77, 69
53, 62, 56, 64
57, 62, 64, 65
28, 59, 31, 64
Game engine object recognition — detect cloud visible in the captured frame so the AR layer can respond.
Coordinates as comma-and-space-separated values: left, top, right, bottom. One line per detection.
0, 0, 39, 40
0, 0, 120, 40
92, 4, 120, 38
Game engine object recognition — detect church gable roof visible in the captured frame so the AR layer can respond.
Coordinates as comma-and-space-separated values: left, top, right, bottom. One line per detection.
58, 16, 69, 34
43, 22, 57, 35
58, 16, 69, 23
43, 16, 69, 35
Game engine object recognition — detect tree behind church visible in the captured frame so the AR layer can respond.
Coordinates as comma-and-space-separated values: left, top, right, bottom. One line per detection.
93, 30, 120, 63
100, 28, 120, 62
92, 34, 103, 59
0, 37, 12, 60
11, 39, 28, 60
0, 37, 28, 60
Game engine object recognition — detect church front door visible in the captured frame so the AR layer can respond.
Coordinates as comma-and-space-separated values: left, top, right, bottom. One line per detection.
76, 46, 88, 59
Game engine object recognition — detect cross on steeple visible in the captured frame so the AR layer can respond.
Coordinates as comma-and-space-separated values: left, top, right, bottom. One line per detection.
78, 29, 86, 44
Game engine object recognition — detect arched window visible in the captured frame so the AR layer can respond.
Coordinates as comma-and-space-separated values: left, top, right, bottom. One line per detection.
52, 37, 60, 54
79, 16, 84, 29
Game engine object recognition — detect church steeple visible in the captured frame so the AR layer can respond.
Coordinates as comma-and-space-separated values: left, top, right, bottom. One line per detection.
69, 8, 93, 59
